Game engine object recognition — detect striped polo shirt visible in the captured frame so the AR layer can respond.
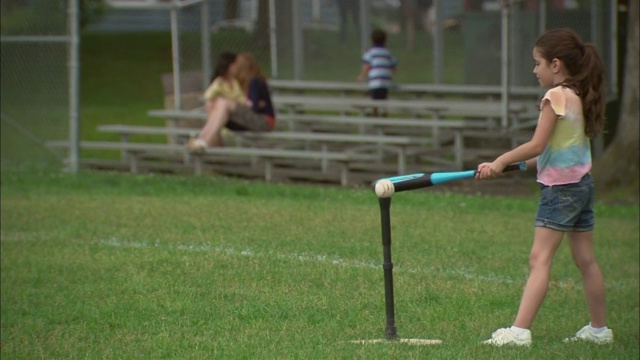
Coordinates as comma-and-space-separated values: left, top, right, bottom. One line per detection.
362, 45, 397, 90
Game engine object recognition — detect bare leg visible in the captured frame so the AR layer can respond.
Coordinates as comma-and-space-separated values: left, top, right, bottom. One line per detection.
568, 231, 607, 327
198, 98, 237, 147
512, 227, 564, 329
201, 99, 222, 146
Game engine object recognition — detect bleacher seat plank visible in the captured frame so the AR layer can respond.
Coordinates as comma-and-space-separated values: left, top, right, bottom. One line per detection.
97, 124, 451, 173
68, 85, 540, 185
271, 95, 535, 119
268, 80, 542, 98
46, 140, 377, 185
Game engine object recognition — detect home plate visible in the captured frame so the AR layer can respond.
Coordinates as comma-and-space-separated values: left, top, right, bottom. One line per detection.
348, 338, 443, 345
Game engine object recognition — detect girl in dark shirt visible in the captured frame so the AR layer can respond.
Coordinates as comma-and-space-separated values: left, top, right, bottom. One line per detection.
187, 52, 276, 151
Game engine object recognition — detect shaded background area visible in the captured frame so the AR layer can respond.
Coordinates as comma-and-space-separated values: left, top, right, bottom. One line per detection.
0, 0, 630, 173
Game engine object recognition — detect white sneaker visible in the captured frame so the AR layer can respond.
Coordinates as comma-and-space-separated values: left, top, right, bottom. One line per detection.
482, 327, 532, 347
563, 325, 613, 344
186, 138, 207, 153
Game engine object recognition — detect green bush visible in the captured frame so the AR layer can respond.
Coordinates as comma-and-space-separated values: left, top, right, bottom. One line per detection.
1, 2, 65, 35
0, 0, 105, 35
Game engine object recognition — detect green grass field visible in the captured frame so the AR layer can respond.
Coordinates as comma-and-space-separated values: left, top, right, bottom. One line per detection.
2, 28, 638, 359
2, 169, 638, 359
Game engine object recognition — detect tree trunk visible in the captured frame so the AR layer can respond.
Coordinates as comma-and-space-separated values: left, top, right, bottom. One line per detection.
252, 0, 269, 50
225, 0, 238, 20
275, 0, 293, 66
592, 0, 639, 202
1, 0, 29, 13
400, 0, 416, 50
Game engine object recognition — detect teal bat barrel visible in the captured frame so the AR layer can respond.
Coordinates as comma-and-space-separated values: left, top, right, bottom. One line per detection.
378, 163, 526, 194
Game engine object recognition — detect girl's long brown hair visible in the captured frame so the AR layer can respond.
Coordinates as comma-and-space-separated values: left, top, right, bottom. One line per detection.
234, 52, 267, 94
535, 28, 607, 138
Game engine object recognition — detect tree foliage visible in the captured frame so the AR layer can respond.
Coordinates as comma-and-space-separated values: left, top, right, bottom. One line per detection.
0, 0, 105, 34
80, 0, 106, 28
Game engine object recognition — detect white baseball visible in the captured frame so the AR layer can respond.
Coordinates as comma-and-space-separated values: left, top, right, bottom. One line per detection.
374, 179, 395, 198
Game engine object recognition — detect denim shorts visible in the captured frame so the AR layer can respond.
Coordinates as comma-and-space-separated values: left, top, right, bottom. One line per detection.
535, 174, 594, 232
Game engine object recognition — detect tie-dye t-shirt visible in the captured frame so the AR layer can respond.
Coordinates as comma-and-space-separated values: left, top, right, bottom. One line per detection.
537, 86, 591, 186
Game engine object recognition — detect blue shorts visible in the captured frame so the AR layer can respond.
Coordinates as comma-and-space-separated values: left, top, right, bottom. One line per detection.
535, 174, 594, 232
369, 88, 388, 100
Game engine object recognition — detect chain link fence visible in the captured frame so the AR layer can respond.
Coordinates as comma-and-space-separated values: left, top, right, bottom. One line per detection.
0, 0, 619, 170
94, 0, 615, 92
1, 0, 75, 170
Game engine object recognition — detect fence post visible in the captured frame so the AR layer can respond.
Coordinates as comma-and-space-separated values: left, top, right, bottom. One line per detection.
68, 0, 81, 173
500, 0, 511, 129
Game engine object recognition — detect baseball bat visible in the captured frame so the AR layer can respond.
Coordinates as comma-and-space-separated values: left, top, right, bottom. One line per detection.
374, 162, 527, 197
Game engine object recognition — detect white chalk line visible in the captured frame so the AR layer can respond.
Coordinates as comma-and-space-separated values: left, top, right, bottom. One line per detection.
100, 237, 507, 282
0, 230, 48, 242
346, 338, 443, 346
0, 232, 629, 291
98, 237, 630, 291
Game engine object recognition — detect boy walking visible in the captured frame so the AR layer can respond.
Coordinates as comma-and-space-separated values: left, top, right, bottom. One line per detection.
358, 29, 397, 116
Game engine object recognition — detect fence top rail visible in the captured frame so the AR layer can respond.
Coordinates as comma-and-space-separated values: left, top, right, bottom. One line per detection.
0, 36, 70, 43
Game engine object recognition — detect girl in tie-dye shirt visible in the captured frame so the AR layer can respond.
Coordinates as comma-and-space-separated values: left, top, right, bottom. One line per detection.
536, 86, 592, 185
476, 28, 611, 347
